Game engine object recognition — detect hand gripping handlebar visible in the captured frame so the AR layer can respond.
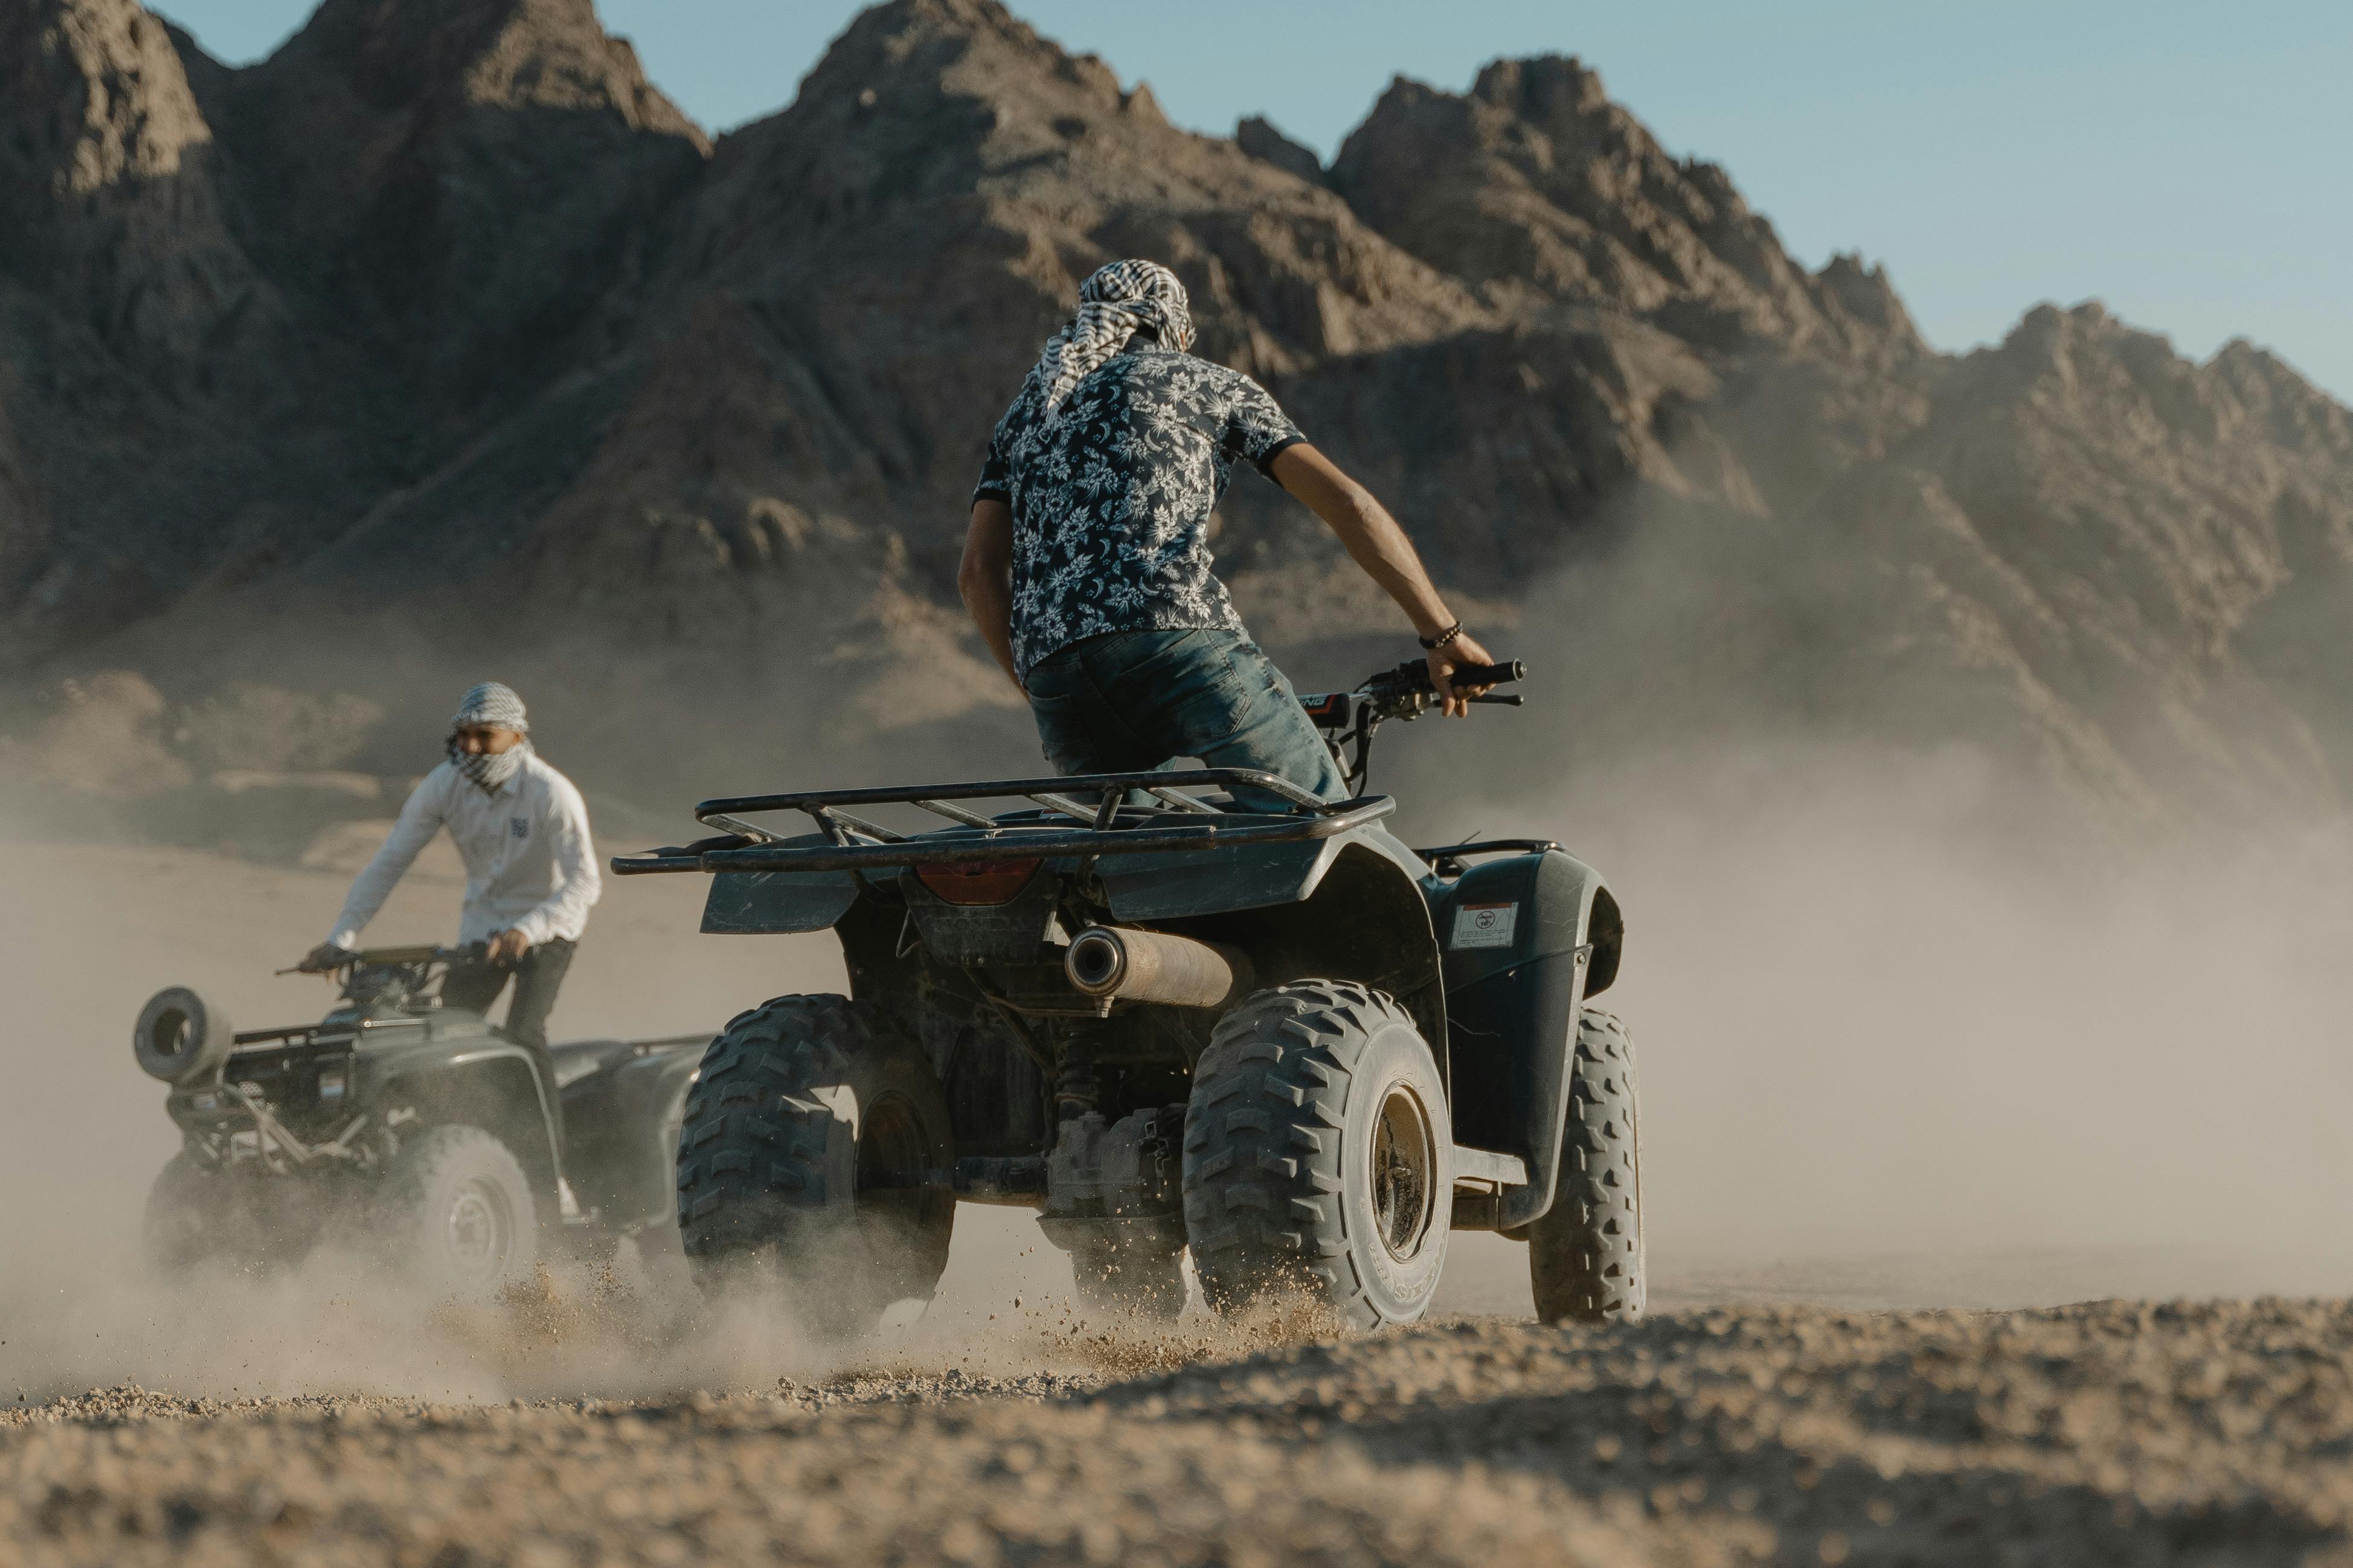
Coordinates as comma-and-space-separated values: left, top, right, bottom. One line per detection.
1297, 657, 1528, 793
1419, 659, 1524, 692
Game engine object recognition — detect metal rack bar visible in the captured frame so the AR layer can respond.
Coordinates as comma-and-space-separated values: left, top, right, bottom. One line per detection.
614, 795, 1392, 877
1026, 793, 1100, 824
695, 767, 1334, 821
1144, 786, 1218, 814
911, 798, 1000, 829
699, 811, 782, 845
828, 808, 906, 843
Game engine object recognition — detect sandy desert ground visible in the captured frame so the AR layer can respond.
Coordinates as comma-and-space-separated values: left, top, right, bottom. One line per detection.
8, 1301, 2353, 1566
6, 822, 2353, 1565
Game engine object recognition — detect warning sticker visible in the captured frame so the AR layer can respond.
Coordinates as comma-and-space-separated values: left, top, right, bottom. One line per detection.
1451, 901, 1520, 950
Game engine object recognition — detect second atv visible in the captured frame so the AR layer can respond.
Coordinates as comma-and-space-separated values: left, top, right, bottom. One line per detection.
133, 946, 708, 1300
620, 658, 1640, 1330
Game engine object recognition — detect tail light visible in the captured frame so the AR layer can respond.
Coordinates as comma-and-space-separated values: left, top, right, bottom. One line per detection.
915, 859, 1042, 906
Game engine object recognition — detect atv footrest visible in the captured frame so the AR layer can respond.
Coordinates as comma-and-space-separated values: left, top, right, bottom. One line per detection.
1452, 1145, 1529, 1186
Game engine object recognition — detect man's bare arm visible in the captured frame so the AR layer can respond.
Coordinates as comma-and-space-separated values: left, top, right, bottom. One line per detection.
1268, 443, 1497, 715
958, 499, 1022, 692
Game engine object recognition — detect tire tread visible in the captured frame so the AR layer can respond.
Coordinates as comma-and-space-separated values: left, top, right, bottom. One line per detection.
1528, 1009, 1646, 1323
1183, 980, 1442, 1330
675, 996, 877, 1260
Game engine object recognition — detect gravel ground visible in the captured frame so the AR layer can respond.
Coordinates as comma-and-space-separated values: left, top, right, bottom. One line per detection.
7, 1298, 2352, 1567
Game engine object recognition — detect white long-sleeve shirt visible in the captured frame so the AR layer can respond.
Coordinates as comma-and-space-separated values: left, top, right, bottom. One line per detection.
328, 754, 602, 951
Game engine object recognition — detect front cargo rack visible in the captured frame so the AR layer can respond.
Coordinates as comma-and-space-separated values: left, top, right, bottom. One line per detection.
610, 767, 1395, 878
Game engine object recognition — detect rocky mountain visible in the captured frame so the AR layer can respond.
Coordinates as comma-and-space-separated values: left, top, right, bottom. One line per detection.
0, 0, 706, 656
1, 0, 2348, 830
1331, 57, 1922, 367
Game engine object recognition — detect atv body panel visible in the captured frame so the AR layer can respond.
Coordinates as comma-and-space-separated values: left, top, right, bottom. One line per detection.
150, 954, 707, 1256
700, 838, 861, 935
698, 816, 1439, 932
1425, 846, 1622, 1228
620, 764, 1615, 1234
556, 1036, 707, 1230
625, 657, 1645, 1326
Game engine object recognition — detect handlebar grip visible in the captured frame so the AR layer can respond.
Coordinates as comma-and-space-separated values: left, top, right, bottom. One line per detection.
1377, 656, 1527, 699
1446, 660, 1524, 688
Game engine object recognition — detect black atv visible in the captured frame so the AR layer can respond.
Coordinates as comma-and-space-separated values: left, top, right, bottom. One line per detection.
132, 946, 707, 1300
617, 658, 1640, 1331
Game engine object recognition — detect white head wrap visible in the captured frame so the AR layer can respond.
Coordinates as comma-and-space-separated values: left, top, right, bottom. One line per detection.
1033, 258, 1196, 414
447, 682, 533, 793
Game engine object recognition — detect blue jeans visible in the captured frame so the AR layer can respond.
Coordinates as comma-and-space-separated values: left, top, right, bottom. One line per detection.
1024, 630, 1349, 811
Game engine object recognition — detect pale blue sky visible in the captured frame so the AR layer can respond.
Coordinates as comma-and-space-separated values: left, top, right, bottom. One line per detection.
160, 1, 2352, 401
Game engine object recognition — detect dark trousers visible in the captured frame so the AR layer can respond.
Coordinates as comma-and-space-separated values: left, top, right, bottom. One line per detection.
1024, 629, 1349, 811
443, 937, 577, 1171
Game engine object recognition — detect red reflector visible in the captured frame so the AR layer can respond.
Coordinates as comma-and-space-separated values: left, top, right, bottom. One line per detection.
915, 859, 1043, 905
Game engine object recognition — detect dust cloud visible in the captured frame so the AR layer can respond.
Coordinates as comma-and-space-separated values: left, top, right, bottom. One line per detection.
0, 642, 1121, 1407
0, 809, 1151, 1405
1372, 495, 2353, 1313
5, 512, 2353, 1406
1426, 741, 2353, 1306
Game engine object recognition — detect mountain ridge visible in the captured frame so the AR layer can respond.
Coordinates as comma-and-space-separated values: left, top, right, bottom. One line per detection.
2, 0, 2348, 830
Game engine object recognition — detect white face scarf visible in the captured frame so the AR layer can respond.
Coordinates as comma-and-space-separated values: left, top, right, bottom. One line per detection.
449, 735, 532, 793
446, 680, 532, 793
1034, 258, 1197, 415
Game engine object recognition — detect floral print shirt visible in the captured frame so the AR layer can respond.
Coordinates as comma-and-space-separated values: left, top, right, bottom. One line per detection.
973, 344, 1305, 679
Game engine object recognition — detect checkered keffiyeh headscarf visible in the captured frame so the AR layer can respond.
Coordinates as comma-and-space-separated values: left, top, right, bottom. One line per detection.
1034, 259, 1196, 414
446, 682, 533, 793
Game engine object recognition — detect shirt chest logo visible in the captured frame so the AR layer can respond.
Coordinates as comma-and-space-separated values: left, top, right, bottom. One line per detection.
509, 816, 530, 840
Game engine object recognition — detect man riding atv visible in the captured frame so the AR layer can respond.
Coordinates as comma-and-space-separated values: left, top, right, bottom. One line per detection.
301, 681, 602, 1212
613, 257, 1639, 1337
959, 258, 1500, 802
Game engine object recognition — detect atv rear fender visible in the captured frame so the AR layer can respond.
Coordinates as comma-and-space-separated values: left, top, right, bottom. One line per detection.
668, 792, 1448, 1092
379, 1046, 560, 1201
699, 837, 861, 934
558, 1042, 704, 1232
1434, 848, 1623, 1230
1132, 836, 1449, 1064
817, 831, 1452, 1081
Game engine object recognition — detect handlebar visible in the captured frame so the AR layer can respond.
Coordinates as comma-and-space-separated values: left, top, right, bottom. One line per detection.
284, 942, 489, 976
1358, 657, 1524, 713
1296, 656, 1527, 793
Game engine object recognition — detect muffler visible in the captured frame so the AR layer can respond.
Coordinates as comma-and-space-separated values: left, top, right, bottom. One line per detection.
1065, 927, 1253, 1010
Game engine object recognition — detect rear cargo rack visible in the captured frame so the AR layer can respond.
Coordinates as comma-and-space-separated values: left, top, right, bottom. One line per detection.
611, 768, 1393, 877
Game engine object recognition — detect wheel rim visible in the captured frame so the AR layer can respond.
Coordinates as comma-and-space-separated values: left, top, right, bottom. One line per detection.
445, 1177, 515, 1287
1369, 1081, 1438, 1261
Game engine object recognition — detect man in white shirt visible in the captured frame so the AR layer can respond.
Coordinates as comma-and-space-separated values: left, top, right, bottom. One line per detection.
304, 682, 602, 1180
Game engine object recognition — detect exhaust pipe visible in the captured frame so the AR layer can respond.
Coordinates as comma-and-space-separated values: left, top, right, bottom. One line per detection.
1065, 927, 1253, 1010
